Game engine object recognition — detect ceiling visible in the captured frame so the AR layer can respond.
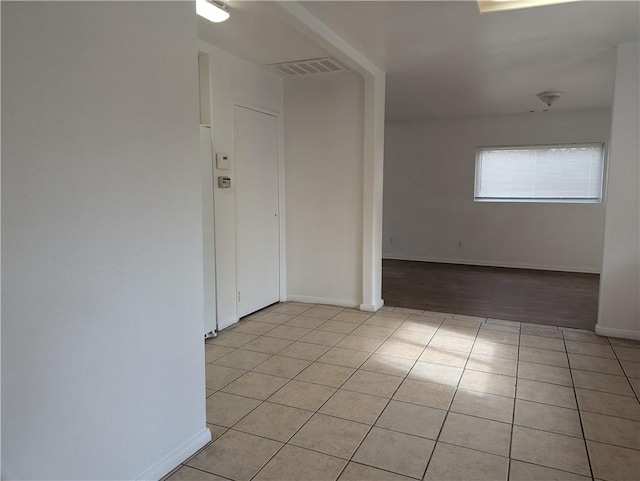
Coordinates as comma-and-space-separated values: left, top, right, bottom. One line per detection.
197, 1, 330, 69
198, 1, 640, 121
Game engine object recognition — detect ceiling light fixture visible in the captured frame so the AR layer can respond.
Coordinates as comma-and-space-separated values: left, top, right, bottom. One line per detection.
477, 0, 580, 14
196, 0, 230, 23
537, 91, 563, 107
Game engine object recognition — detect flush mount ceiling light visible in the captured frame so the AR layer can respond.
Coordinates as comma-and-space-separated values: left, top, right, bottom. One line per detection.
196, 0, 230, 23
477, 0, 579, 13
537, 91, 563, 107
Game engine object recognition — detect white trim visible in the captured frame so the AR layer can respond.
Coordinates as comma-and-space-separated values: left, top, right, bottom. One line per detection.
137, 428, 211, 481
360, 299, 384, 312
382, 254, 600, 274
277, 109, 287, 303
595, 324, 640, 340
232, 104, 241, 320
217, 315, 239, 331
286, 294, 359, 309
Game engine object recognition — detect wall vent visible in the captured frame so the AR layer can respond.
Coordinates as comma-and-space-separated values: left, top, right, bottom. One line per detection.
268, 57, 350, 78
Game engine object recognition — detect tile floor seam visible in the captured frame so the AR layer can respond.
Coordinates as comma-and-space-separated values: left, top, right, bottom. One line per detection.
218, 426, 348, 462
209, 388, 294, 407
579, 436, 640, 453
255, 346, 331, 363
290, 323, 408, 389
179, 464, 234, 481
510, 421, 595, 441
327, 312, 374, 324
509, 459, 600, 481
400, 395, 523, 427
568, 378, 637, 398
285, 334, 361, 349
608, 336, 640, 405
347, 460, 424, 481
292, 363, 358, 388
564, 330, 596, 481
337, 323, 435, 481
217, 372, 290, 400
285, 414, 371, 459
421, 320, 483, 481
516, 373, 576, 388
248, 350, 385, 481
311, 410, 380, 427
229, 402, 313, 443
243, 424, 305, 480
206, 430, 287, 480
507, 326, 522, 481
214, 351, 275, 371
307, 351, 375, 371
203, 360, 325, 475
568, 366, 626, 377
565, 351, 622, 361
436, 439, 511, 461
242, 317, 407, 481
573, 406, 640, 423
206, 368, 250, 393
355, 418, 444, 443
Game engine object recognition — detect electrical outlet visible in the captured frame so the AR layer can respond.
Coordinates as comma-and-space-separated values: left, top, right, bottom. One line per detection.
390, 237, 396, 245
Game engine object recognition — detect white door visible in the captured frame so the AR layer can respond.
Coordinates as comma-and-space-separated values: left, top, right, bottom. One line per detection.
235, 105, 280, 317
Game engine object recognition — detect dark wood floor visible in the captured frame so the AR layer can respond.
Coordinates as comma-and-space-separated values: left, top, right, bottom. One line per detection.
382, 260, 600, 330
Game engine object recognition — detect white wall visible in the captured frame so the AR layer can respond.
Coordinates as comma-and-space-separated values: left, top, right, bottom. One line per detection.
271, 2, 386, 312
197, 41, 283, 329
597, 43, 640, 339
285, 73, 365, 306
383, 110, 611, 273
2, 3, 209, 479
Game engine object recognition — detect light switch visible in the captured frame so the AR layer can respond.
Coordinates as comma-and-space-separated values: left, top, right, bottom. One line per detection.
218, 176, 231, 188
216, 153, 230, 170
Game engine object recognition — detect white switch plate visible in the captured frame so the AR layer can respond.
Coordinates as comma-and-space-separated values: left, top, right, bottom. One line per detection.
216, 153, 230, 170
218, 176, 231, 188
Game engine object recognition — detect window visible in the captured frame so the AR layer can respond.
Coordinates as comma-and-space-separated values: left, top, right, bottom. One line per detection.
474, 143, 605, 203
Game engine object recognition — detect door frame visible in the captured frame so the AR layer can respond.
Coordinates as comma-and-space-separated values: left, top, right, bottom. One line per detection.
233, 102, 287, 314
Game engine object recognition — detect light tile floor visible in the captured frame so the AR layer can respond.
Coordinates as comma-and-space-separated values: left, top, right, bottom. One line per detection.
164, 303, 640, 481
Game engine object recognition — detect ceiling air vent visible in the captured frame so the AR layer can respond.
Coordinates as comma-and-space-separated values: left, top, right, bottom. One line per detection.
268, 57, 350, 78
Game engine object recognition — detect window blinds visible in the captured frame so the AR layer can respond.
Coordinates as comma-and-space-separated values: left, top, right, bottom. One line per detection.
475, 144, 604, 202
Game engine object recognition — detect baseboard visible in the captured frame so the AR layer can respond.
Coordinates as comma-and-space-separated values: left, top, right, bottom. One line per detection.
287, 294, 359, 309
382, 254, 600, 274
595, 324, 640, 340
360, 299, 384, 312
137, 427, 211, 481
217, 315, 239, 331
